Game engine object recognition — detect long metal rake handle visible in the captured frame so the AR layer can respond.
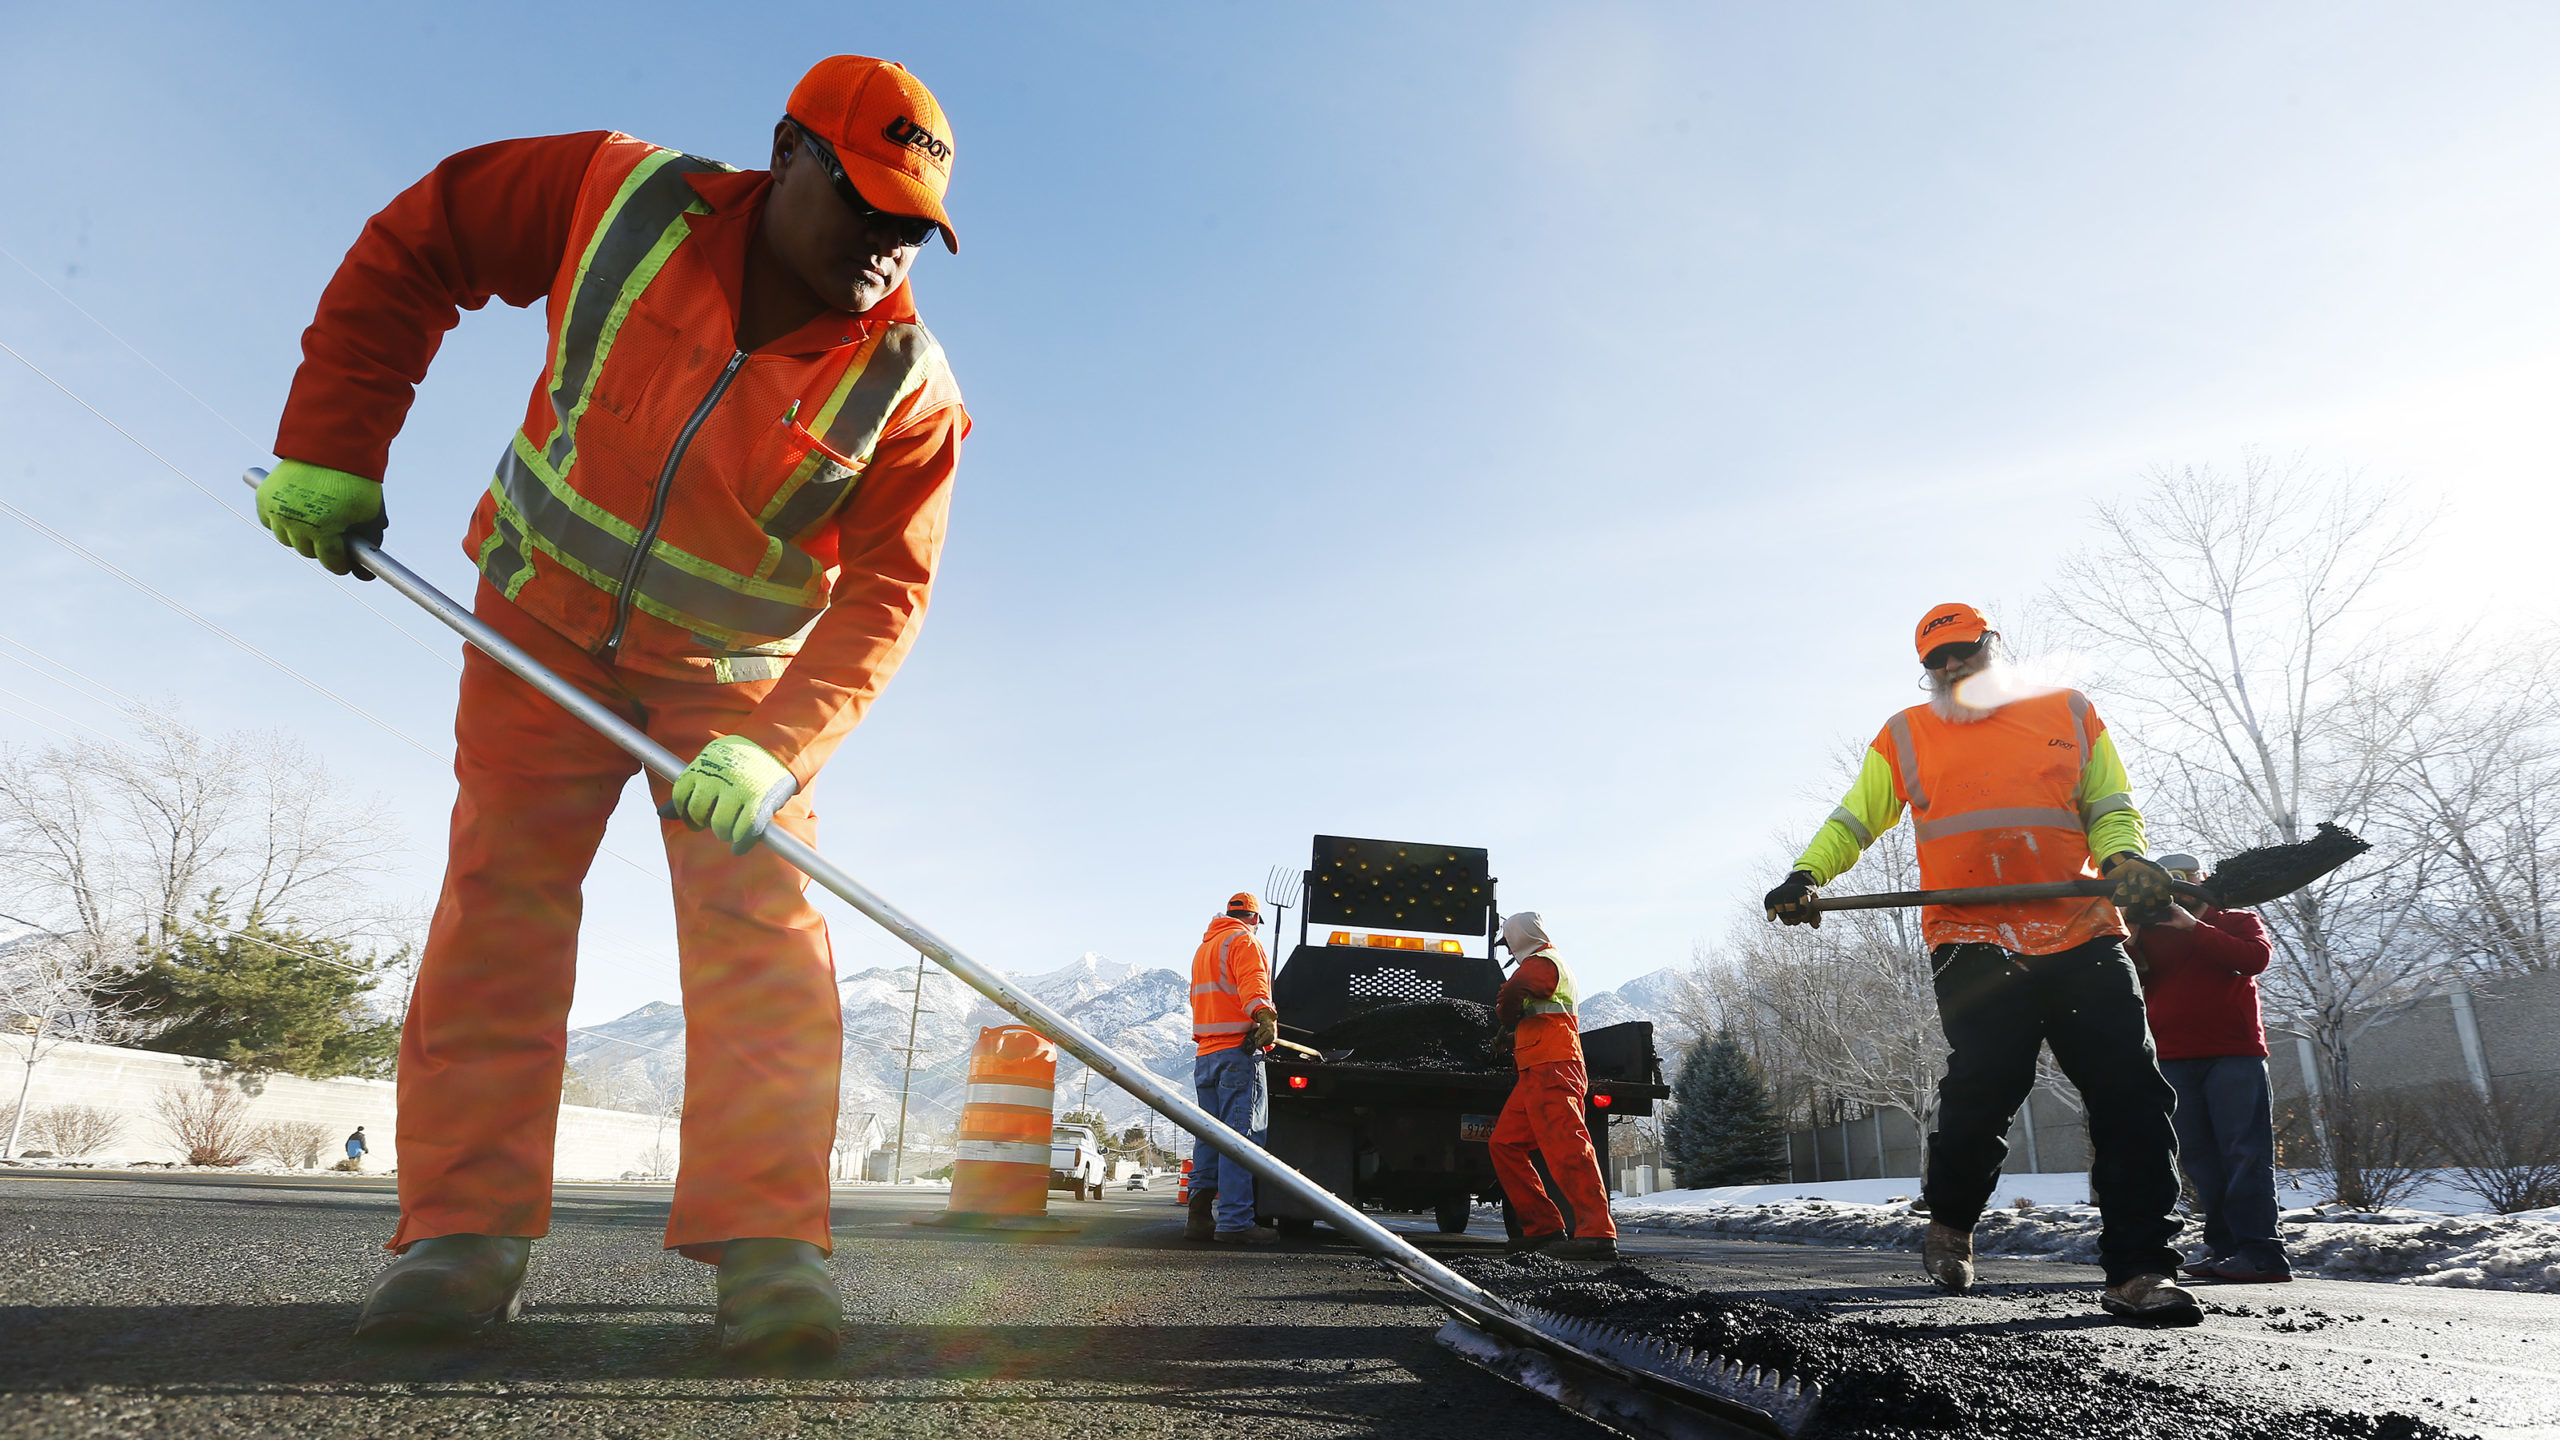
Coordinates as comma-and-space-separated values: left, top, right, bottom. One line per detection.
242, 476, 1494, 1307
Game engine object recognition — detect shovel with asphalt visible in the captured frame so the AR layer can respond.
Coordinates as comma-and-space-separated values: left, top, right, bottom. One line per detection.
1804, 824, 2370, 917
247, 470, 1818, 1440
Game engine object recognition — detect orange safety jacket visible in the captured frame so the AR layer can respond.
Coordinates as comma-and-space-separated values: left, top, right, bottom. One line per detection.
1190, 916, 1273, 1056
1875, 689, 2126, 954
276, 131, 968, 784
1496, 947, 1584, 1070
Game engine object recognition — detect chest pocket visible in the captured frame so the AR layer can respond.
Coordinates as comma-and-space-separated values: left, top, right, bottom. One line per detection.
588, 310, 684, 424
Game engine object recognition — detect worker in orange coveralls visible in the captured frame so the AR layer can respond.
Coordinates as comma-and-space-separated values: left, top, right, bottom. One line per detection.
254, 56, 968, 1363
1489, 911, 1618, 1260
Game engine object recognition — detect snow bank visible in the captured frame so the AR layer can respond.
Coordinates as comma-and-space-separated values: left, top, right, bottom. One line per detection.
1613, 1189, 2560, 1293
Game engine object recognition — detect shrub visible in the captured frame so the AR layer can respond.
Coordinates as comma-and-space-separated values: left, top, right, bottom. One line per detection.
2424, 1077, 2560, 1215
247, 1118, 334, 1169
32, 1103, 123, 1158
153, 1080, 254, 1166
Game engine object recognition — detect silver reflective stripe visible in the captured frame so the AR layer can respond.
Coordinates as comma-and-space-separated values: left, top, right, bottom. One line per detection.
759, 325, 937, 568
2081, 791, 2136, 826
495, 444, 826, 640
1913, 806, 2087, 841
1828, 805, 1875, 847
542, 151, 726, 471
1194, 1020, 1251, 1035
1886, 712, 1929, 813
955, 1140, 1050, 1166
2065, 690, 2091, 756
1192, 981, 1237, 996
964, 1083, 1053, 1110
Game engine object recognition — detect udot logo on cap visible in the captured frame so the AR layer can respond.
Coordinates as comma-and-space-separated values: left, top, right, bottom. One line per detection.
1914, 602, 1990, 658
883, 115, 950, 164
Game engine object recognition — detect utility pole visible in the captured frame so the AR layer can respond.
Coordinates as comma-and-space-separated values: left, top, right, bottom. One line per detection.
891, 949, 932, 1183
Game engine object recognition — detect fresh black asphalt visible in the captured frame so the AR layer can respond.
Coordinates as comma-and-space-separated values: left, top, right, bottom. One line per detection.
0, 1171, 2552, 1438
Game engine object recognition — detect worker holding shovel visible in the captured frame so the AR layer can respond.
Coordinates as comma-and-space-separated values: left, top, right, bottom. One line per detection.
1762, 604, 2200, 1325
255, 55, 969, 1361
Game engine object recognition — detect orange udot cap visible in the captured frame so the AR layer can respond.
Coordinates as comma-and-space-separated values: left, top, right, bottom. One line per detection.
787, 55, 959, 253
1914, 602, 1990, 659
1226, 892, 1262, 920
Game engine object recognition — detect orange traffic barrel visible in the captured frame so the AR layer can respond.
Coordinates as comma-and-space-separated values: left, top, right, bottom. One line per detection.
912, 1025, 1081, 1234
1177, 1157, 1194, 1204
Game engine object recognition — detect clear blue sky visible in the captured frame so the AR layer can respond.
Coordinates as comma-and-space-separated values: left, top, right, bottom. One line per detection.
3, 2, 2554, 1025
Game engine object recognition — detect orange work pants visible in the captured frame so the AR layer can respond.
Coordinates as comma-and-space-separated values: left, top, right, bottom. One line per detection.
391, 582, 841, 1262
1489, 1059, 1617, 1239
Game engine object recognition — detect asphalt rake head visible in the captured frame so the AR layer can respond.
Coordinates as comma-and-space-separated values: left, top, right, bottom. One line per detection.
1393, 1264, 1820, 1440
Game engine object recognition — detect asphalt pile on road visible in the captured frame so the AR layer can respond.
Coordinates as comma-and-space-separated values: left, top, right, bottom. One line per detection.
1458, 1256, 2462, 1440
1311, 999, 1505, 1073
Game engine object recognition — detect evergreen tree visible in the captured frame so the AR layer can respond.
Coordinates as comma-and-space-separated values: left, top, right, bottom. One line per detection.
1665, 1028, 1791, 1188
104, 895, 402, 1080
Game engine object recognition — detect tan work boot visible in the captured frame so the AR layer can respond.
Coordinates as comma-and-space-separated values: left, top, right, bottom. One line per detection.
1184, 1188, 1217, 1242
1922, 1221, 1975, 1293
2101, 1272, 2203, 1326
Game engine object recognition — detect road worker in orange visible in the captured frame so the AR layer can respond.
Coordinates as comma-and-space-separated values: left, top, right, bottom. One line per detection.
1489, 911, 1618, 1260
1764, 603, 2197, 1325
255, 55, 968, 1361
1188, 892, 1279, 1245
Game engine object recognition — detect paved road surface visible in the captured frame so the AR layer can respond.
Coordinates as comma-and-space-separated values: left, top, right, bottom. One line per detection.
1, 1171, 2553, 1438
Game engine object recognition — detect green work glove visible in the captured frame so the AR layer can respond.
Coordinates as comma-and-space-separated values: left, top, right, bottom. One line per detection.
254, 460, 386, 579
2103, 852, 2175, 926
664, 735, 799, 855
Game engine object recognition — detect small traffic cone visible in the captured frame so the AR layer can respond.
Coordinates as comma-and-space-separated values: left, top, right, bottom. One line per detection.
912, 1025, 1080, 1234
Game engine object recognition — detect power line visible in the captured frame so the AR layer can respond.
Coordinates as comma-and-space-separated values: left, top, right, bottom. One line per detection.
0, 334, 458, 674
0, 244, 260, 448
0, 494, 448, 763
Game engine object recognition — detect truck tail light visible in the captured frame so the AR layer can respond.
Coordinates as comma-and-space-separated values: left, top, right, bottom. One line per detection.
1591, 1093, 1612, 1108
1288, 1075, 1310, 1090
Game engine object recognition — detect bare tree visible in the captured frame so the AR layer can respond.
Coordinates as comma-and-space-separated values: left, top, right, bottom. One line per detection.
0, 707, 409, 1044
29, 1102, 124, 1158
247, 1118, 334, 1169
0, 931, 110, 1159
153, 1078, 256, 1167
2049, 455, 2455, 1206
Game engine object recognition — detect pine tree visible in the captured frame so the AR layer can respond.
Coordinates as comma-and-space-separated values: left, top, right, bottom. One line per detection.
1665, 1028, 1791, 1188
103, 895, 402, 1080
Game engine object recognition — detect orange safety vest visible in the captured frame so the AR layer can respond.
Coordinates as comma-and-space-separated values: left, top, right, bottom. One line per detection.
463, 135, 960, 682
1873, 689, 2124, 955
1190, 916, 1272, 1055
1511, 947, 1584, 1070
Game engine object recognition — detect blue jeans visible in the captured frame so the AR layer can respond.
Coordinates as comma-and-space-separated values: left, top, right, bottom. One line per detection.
1192, 1045, 1268, 1233
2159, 1055, 2287, 1275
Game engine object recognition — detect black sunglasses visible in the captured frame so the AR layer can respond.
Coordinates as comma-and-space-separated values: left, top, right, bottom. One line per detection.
785, 119, 942, 251
1922, 638, 1988, 671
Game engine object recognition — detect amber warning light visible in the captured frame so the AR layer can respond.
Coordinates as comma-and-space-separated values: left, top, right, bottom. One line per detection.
1327, 931, 1466, 953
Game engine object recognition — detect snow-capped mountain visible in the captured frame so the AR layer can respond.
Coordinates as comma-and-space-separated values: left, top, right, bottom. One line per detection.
565, 954, 1689, 1144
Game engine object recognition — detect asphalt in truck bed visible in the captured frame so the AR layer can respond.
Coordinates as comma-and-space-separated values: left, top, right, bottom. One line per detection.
1, 1170, 2554, 1439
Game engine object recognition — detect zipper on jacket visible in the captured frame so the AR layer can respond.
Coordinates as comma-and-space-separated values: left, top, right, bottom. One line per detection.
597, 349, 747, 664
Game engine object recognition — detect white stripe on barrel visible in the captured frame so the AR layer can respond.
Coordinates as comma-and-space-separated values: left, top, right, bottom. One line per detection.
964, 1082, 1057, 1110
956, 1139, 1052, 1166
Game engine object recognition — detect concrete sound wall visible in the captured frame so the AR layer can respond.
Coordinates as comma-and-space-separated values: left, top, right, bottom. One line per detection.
4, 1040, 671, 1179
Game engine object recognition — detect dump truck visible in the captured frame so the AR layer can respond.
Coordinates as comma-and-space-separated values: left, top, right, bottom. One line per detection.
1259, 835, 1669, 1236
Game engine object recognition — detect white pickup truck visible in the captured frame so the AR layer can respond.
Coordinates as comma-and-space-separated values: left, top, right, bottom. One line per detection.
1049, 1123, 1108, 1200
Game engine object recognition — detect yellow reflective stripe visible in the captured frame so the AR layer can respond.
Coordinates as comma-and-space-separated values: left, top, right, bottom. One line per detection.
1912, 806, 2088, 841
541, 150, 725, 475
757, 326, 939, 562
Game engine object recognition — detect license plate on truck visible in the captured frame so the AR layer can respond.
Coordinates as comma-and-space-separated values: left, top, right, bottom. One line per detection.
1458, 1114, 1497, 1142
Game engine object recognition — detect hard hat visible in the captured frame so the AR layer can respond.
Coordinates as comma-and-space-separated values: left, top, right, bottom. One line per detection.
2157, 852, 2205, 880
1915, 602, 1990, 660
787, 55, 959, 252
1225, 892, 1262, 922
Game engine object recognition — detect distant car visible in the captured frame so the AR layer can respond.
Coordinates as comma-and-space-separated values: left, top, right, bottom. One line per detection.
1126, 1172, 1151, 1191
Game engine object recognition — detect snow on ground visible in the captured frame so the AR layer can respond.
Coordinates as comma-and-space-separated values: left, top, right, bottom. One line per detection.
1613, 1174, 2560, 1294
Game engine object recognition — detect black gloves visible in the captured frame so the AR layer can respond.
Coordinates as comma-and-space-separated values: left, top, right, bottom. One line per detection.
2103, 852, 2175, 926
1764, 870, 1822, 927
